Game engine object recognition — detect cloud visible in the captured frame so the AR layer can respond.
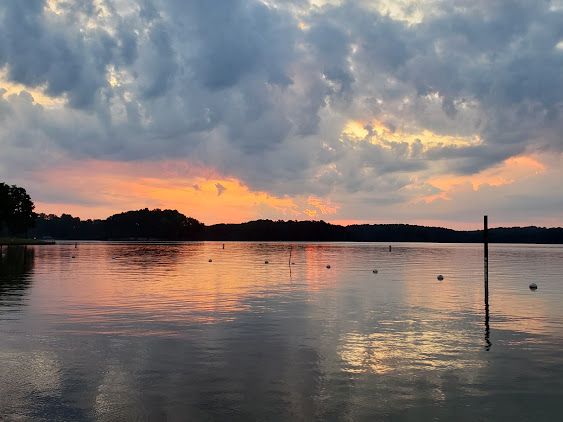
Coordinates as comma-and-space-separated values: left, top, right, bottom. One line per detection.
1, 0, 563, 225
215, 182, 226, 196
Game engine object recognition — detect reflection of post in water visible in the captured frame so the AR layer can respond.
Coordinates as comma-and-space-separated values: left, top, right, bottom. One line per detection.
289, 246, 292, 279
485, 299, 491, 351
484, 215, 491, 351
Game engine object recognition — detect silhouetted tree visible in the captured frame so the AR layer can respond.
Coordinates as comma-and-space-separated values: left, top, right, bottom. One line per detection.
31, 208, 204, 240
105, 208, 204, 240
0, 183, 36, 236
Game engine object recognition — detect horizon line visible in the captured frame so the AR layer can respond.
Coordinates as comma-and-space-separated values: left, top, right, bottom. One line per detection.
35, 208, 563, 231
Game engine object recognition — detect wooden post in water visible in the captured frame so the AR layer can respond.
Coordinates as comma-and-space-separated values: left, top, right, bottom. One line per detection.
484, 215, 489, 303
484, 215, 491, 350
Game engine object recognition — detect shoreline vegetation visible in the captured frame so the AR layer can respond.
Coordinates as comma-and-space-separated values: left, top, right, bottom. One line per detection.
28, 208, 563, 244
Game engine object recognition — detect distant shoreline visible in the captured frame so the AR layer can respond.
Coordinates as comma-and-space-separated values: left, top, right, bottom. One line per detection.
52, 239, 563, 246
31, 209, 563, 244
0, 238, 55, 246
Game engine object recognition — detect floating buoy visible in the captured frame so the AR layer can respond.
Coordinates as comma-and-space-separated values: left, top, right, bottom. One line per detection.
326, 265, 331, 269
373, 269, 378, 274
208, 259, 213, 262
71, 256, 76, 259
291, 262, 295, 265
437, 275, 444, 281
265, 260, 269, 264
529, 283, 538, 291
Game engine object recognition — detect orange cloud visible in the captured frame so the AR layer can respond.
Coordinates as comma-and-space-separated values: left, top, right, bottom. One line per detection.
420, 154, 546, 203
33, 160, 337, 223
303, 196, 340, 218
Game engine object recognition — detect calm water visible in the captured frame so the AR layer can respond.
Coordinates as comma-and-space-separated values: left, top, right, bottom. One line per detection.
1, 242, 563, 421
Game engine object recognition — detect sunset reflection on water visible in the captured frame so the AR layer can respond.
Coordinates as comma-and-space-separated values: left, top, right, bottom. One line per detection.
1, 242, 563, 420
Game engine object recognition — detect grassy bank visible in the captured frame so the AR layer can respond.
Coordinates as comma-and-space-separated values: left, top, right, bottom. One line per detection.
0, 238, 55, 246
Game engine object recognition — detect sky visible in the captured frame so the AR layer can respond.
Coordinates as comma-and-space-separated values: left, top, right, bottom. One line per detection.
1, 0, 563, 229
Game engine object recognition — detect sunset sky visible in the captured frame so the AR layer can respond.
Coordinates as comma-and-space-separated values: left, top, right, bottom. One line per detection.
1, 0, 563, 228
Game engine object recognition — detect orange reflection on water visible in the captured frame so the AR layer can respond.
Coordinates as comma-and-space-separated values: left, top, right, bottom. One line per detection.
302, 244, 338, 292
32, 244, 296, 334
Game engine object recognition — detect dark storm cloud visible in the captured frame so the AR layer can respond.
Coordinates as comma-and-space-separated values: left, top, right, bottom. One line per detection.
424, 144, 520, 174
306, 20, 354, 94
179, 0, 296, 89
0, 0, 136, 108
1, 0, 563, 202
139, 22, 177, 98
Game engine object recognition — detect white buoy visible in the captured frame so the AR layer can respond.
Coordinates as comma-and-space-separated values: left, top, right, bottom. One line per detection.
373, 269, 378, 274
326, 264, 331, 269
529, 283, 538, 291
437, 275, 444, 281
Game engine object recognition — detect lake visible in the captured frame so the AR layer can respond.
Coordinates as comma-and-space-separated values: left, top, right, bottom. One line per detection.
1, 242, 562, 421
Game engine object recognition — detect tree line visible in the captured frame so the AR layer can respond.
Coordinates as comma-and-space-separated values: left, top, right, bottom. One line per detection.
32, 213, 563, 243
203, 220, 563, 243
3, 181, 563, 243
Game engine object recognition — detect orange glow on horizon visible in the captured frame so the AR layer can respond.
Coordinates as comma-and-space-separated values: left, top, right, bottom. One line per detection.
33, 160, 339, 224
27, 152, 559, 230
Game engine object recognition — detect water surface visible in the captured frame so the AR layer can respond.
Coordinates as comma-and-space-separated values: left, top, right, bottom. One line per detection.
1, 242, 562, 420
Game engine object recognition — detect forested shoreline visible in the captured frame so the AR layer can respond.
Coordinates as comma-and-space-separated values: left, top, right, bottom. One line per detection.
3, 182, 563, 244
31, 209, 563, 244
